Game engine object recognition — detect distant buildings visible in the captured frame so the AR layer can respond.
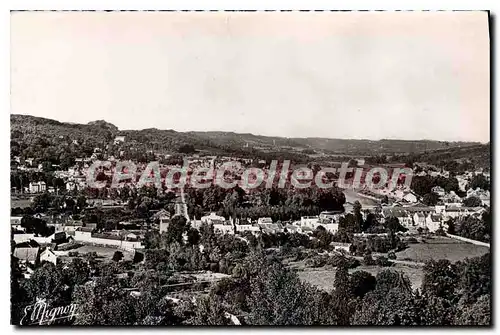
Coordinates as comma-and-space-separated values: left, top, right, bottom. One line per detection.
40, 248, 58, 265
154, 210, 171, 233
114, 136, 126, 144
29, 181, 46, 193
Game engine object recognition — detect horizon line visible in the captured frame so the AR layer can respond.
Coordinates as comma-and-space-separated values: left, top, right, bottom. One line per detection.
11, 113, 489, 145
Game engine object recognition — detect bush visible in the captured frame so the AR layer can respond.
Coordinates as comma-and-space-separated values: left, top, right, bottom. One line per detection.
387, 251, 396, 260
363, 254, 376, 266
328, 254, 360, 269
347, 257, 361, 269
376, 256, 392, 267
406, 237, 418, 244
305, 255, 328, 268
112, 251, 124, 262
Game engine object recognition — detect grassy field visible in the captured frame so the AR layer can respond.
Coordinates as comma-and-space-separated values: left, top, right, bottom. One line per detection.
297, 264, 424, 291
59, 245, 134, 262
396, 236, 489, 263
293, 236, 489, 292
11, 198, 32, 208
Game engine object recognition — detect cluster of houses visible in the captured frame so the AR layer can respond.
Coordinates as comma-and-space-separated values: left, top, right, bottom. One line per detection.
181, 210, 343, 237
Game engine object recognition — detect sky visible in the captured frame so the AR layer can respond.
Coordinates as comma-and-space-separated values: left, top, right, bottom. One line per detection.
11, 11, 490, 142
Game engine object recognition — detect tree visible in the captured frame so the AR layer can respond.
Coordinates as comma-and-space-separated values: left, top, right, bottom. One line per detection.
423, 192, 439, 206
187, 228, 201, 246
463, 196, 482, 207
247, 263, 327, 325
349, 270, 376, 298
469, 174, 490, 191
454, 294, 490, 326
422, 259, 458, 301
112, 251, 124, 262
177, 144, 196, 154
63, 258, 90, 287
363, 213, 377, 232
187, 293, 231, 325
72, 275, 136, 325
352, 270, 418, 326
24, 263, 66, 304
165, 215, 188, 245
385, 217, 406, 234
331, 260, 354, 325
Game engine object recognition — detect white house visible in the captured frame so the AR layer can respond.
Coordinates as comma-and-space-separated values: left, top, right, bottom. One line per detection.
11, 216, 24, 231
40, 248, 58, 265
441, 191, 462, 207
29, 181, 46, 194
235, 224, 261, 235
456, 175, 469, 192
300, 216, 321, 229
431, 186, 445, 197
413, 212, 426, 228
426, 214, 444, 233
154, 209, 171, 233
213, 223, 234, 235
285, 225, 302, 234
319, 223, 339, 234
201, 213, 225, 225
66, 181, 81, 192
257, 217, 273, 225
403, 191, 419, 203
434, 204, 446, 214
114, 136, 126, 144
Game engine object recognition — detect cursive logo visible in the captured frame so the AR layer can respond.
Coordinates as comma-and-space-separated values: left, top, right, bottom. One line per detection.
20, 299, 78, 325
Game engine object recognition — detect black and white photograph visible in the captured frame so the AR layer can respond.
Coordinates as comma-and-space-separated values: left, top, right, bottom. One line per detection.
9, 10, 491, 326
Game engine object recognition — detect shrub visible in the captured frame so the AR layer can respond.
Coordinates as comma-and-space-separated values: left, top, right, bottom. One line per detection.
363, 254, 376, 266
376, 256, 392, 267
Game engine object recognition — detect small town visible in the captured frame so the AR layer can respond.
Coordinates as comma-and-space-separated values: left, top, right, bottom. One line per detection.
10, 120, 491, 325
10, 10, 491, 327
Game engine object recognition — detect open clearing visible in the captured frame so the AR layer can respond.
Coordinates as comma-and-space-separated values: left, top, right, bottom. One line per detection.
297, 264, 423, 291
58, 244, 135, 261
11, 198, 32, 208
396, 236, 489, 263
293, 236, 489, 292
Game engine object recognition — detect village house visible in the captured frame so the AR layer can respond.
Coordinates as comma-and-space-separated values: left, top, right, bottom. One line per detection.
11, 216, 24, 231
257, 217, 273, 225
426, 214, 444, 233
318, 223, 339, 234
40, 248, 58, 265
284, 225, 302, 234
153, 209, 171, 233
467, 188, 490, 207
63, 219, 84, 233
402, 191, 419, 203
213, 223, 235, 235
319, 210, 343, 222
29, 181, 46, 194
441, 191, 463, 207
382, 208, 412, 228
235, 224, 261, 235
431, 186, 445, 197
258, 223, 284, 234
413, 212, 426, 228
300, 216, 321, 229
114, 136, 126, 144
13, 240, 40, 267
201, 212, 226, 225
